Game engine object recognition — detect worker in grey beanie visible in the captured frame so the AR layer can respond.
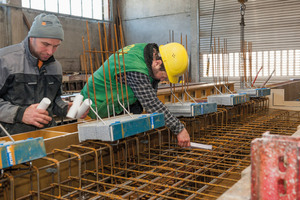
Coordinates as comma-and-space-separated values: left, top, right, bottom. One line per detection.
28, 13, 64, 41
0, 13, 89, 136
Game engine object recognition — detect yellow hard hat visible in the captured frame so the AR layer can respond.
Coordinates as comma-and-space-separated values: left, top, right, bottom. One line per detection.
159, 42, 189, 84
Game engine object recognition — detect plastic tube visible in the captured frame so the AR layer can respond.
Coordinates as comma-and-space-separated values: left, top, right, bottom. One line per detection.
37, 97, 51, 110
76, 99, 92, 119
66, 94, 83, 119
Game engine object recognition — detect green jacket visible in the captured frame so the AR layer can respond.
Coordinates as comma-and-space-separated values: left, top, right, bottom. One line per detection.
81, 43, 153, 118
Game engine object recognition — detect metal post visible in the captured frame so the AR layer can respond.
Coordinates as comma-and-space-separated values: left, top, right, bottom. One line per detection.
239, 0, 247, 88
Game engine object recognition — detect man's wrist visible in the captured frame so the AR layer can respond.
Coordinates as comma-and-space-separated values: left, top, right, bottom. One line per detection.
173, 124, 185, 135
14, 106, 26, 123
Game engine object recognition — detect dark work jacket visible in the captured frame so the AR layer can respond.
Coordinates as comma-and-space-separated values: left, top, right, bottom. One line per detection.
0, 37, 68, 136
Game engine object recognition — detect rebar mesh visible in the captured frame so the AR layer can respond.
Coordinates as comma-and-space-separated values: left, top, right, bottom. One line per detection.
1, 99, 300, 199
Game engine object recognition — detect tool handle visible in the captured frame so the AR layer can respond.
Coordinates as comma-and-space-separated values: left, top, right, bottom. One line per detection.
0, 124, 15, 142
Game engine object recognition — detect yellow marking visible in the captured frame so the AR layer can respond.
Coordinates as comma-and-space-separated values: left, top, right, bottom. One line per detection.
119, 44, 135, 55
148, 118, 151, 129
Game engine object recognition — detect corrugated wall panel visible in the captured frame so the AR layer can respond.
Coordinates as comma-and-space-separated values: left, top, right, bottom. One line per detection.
199, 0, 300, 79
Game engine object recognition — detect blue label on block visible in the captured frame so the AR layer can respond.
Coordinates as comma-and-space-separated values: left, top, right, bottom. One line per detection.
150, 116, 154, 129
6, 146, 13, 167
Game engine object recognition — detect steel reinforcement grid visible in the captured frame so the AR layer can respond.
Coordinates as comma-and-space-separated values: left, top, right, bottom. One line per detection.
1, 99, 300, 199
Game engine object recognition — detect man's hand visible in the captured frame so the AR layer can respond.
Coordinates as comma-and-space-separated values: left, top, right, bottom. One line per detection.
67, 101, 89, 119
177, 128, 190, 147
79, 108, 90, 119
22, 104, 52, 128
68, 102, 72, 110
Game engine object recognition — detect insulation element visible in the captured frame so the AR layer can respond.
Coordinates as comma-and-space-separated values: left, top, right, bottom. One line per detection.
207, 93, 249, 105
165, 102, 217, 117
78, 113, 165, 142
0, 137, 46, 169
237, 88, 271, 97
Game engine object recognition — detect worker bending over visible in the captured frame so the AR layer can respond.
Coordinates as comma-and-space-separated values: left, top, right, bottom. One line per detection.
81, 43, 190, 147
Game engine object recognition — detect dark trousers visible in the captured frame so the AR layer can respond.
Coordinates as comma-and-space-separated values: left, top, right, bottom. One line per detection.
119, 100, 143, 115
129, 100, 143, 114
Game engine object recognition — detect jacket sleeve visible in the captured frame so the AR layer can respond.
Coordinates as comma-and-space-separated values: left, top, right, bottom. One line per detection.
125, 72, 185, 135
0, 59, 22, 124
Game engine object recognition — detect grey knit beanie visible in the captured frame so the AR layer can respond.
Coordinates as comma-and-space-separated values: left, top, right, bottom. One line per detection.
28, 13, 64, 41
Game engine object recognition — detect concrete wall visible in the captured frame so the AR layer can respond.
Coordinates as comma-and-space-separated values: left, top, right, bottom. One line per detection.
119, 0, 200, 82
0, 6, 9, 47
0, 0, 115, 73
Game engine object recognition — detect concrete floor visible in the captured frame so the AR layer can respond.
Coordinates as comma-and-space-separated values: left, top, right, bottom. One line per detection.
217, 166, 251, 200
